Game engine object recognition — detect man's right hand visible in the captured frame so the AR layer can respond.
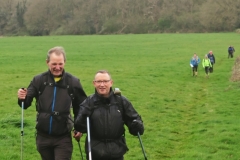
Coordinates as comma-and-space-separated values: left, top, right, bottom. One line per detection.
18, 88, 27, 99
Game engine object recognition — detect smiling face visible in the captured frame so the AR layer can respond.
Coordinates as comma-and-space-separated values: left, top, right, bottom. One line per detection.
46, 52, 65, 77
93, 72, 113, 97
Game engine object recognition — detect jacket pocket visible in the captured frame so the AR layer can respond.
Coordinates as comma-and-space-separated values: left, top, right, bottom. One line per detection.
36, 112, 70, 136
86, 137, 129, 159
35, 113, 51, 134
110, 136, 129, 158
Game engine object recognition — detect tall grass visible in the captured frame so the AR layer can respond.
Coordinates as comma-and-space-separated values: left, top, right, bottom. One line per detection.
0, 33, 239, 160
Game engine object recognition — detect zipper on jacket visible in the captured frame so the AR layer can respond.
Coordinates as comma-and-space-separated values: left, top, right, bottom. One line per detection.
49, 86, 57, 134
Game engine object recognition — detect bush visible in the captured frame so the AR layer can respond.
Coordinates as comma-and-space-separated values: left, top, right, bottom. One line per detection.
235, 28, 240, 34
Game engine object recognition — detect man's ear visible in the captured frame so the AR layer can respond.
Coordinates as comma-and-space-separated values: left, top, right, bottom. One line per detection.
110, 80, 113, 85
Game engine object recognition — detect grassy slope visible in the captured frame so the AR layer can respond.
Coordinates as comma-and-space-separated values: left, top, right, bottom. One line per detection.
0, 33, 239, 160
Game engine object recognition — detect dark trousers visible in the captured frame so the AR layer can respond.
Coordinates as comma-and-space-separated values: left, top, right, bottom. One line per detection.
209, 63, 214, 73
228, 52, 233, 58
204, 66, 210, 75
36, 133, 73, 160
192, 65, 198, 72
89, 157, 123, 160
192, 65, 198, 76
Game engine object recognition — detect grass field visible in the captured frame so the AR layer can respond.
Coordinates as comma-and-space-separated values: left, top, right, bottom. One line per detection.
0, 33, 240, 160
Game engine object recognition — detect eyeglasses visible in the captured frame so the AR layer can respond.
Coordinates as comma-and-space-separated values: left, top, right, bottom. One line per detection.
94, 80, 111, 84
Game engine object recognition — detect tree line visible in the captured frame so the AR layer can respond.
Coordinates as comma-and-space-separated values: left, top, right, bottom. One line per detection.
1, 0, 240, 36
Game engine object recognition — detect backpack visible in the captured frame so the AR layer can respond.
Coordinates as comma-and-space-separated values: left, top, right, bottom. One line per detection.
228, 47, 233, 51
36, 71, 75, 133
114, 88, 126, 121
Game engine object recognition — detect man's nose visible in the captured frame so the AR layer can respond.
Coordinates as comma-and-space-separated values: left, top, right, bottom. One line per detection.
55, 65, 61, 70
99, 82, 105, 86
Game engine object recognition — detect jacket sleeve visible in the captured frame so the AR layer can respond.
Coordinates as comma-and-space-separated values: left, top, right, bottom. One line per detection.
17, 76, 39, 109
74, 98, 92, 133
121, 96, 144, 135
202, 59, 204, 68
209, 59, 212, 67
71, 78, 87, 120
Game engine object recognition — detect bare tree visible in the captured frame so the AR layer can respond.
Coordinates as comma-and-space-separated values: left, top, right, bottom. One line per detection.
200, 0, 240, 32
2, 0, 240, 35
0, 0, 14, 35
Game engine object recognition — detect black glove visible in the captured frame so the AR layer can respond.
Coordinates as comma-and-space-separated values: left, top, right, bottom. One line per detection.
129, 119, 144, 136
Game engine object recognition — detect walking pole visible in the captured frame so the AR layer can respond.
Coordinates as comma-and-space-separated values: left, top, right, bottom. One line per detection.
77, 141, 83, 160
87, 117, 92, 160
137, 132, 147, 160
74, 131, 84, 160
21, 99, 24, 160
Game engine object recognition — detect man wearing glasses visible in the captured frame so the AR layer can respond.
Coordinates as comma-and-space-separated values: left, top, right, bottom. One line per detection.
74, 70, 144, 160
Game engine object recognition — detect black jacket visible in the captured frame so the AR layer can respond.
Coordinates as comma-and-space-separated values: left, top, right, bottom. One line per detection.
74, 89, 144, 159
207, 53, 215, 64
18, 70, 87, 136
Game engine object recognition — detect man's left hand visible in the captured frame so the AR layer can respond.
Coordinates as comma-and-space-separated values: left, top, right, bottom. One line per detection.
72, 130, 83, 142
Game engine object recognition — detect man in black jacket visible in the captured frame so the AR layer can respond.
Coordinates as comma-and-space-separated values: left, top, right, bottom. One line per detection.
228, 45, 235, 58
17, 46, 87, 160
74, 70, 144, 160
207, 51, 215, 73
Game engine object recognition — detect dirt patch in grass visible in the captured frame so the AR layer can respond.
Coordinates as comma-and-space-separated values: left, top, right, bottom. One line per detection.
230, 56, 240, 81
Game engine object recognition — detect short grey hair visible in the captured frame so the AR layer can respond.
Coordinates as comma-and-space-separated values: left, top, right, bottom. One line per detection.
94, 70, 112, 80
47, 46, 66, 62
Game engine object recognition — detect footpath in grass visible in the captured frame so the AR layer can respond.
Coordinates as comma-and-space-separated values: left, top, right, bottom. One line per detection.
156, 56, 240, 159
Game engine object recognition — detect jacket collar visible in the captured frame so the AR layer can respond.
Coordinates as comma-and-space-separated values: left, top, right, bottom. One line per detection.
47, 69, 66, 80
94, 88, 114, 104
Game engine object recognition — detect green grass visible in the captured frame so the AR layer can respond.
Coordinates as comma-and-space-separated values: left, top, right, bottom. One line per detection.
0, 33, 240, 160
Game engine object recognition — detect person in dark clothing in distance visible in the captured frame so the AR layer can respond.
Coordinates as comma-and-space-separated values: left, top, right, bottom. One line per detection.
74, 70, 144, 160
207, 51, 215, 73
228, 45, 235, 58
17, 46, 87, 160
